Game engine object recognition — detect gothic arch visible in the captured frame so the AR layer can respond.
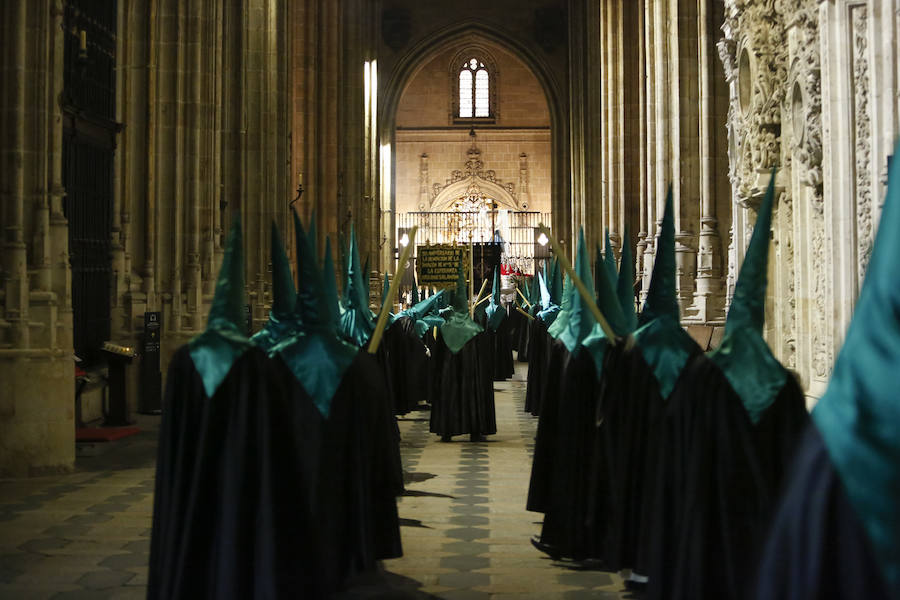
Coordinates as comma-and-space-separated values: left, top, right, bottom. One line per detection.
431, 178, 519, 212
379, 19, 570, 255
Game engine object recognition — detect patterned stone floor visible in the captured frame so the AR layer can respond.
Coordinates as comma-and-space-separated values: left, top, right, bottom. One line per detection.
0, 361, 631, 598
384, 363, 631, 599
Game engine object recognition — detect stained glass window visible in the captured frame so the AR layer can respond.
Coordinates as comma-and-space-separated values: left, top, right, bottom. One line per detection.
458, 58, 490, 118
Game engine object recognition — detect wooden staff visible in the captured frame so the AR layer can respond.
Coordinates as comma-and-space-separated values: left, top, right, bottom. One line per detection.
516, 287, 532, 308
516, 306, 535, 321
369, 226, 418, 354
537, 223, 616, 340
473, 277, 489, 308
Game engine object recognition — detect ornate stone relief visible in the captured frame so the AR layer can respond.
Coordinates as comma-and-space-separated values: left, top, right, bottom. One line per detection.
851, 6, 873, 284
430, 143, 518, 208
720, 0, 787, 208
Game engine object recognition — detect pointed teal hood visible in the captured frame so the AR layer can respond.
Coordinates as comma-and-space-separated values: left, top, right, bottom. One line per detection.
485, 265, 506, 331
812, 141, 900, 594
549, 257, 563, 305
273, 215, 357, 418
547, 272, 574, 339
339, 225, 375, 346
632, 188, 698, 399
381, 272, 391, 310
411, 281, 420, 304
604, 228, 618, 288
554, 228, 597, 353
397, 289, 446, 338
617, 225, 638, 332
251, 222, 299, 352
709, 169, 786, 424
441, 255, 482, 353
641, 187, 680, 324
189, 216, 254, 397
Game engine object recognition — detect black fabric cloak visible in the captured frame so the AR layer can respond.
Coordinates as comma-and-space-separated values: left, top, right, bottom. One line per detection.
378, 316, 430, 415
523, 317, 549, 416
514, 307, 532, 362
429, 331, 496, 438
149, 347, 403, 600
536, 346, 608, 560
526, 337, 570, 513
596, 341, 701, 573
148, 347, 322, 599
646, 353, 809, 600
753, 426, 890, 600
313, 351, 404, 593
490, 311, 515, 380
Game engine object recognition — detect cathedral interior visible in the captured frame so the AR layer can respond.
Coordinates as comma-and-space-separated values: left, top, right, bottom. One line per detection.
1, 0, 898, 598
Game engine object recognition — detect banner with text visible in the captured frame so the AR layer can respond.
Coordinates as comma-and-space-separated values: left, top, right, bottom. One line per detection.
417, 245, 470, 289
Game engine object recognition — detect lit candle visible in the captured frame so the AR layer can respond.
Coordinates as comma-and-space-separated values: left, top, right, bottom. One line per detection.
298, 171, 303, 186
79, 30, 87, 52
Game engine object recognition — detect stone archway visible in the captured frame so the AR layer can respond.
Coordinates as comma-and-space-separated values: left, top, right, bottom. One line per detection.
378, 20, 569, 272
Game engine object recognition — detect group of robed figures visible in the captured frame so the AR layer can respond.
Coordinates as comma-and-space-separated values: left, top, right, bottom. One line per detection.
148, 138, 900, 598
519, 152, 900, 599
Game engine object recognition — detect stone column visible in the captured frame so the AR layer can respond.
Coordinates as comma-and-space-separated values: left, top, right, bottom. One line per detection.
0, 0, 74, 477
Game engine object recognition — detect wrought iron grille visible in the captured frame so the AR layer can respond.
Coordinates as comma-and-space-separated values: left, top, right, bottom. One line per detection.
397, 210, 551, 276
64, 139, 113, 365
62, 0, 118, 365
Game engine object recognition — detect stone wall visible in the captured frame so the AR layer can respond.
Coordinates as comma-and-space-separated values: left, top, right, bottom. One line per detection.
717, 0, 899, 402
0, 0, 294, 476
0, 1, 73, 476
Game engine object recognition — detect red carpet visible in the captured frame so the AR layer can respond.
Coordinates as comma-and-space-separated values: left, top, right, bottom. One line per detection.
76, 427, 141, 442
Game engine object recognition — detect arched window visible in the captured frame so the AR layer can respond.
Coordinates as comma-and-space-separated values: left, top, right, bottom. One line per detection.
458, 57, 491, 118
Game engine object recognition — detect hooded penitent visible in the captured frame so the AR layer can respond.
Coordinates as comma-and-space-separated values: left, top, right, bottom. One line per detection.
645, 171, 809, 600
754, 142, 900, 600
273, 214, 357, 418
251, 222, 299, 353
339, 225, 376, 347
708, 170, 786, 424
429, 255, 495, 439
188, 216, 254, 398
439, 257, 483, 354
631, 187, 699, 399
485, 265, 506, 331
616, 225, 638, 333
531, 227, 619, 560
604, 228, 618, 290
596, 188, 702, 575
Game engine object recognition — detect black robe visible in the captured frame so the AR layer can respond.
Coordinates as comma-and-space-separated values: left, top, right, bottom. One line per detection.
536, 346, 608, 560
149, 346, 403, 599
490, 312, 515, 381
526, 337, 571, 513
313, 351, 404, 593
378, 316, 429, 415
523, 317, 549, 416
514, 308, 532, 362
753, 426, 890, 600
597, 341, 700, 573
148, 347, 322, 599
646, 353, 809, 600
429, 332, 496, 438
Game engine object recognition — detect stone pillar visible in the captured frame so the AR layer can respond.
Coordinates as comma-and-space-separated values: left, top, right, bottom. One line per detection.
685, 0, 727, 323
0, 0, 74, 477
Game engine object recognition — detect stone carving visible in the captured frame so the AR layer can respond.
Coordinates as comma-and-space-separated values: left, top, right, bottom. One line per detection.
720, 0, 788, 208
431, 144, 517, 206
852, 6, 873, 283
785, 0, 823, 192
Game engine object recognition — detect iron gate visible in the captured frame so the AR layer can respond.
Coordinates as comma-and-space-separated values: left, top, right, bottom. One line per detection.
62, 0, 118, 365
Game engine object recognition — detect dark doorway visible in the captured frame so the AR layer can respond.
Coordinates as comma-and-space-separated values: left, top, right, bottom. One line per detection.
62, 0, 119, 365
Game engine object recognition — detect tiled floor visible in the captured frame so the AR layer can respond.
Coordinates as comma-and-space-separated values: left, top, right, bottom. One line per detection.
0, 361, 631, 599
